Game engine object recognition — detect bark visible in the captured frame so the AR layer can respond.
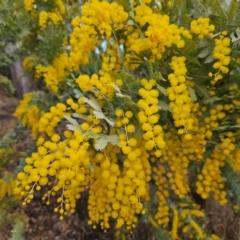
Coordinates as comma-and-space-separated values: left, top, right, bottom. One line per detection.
7, 43, 37, 99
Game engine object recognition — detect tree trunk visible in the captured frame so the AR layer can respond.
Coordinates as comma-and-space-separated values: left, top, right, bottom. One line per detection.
7, 43, 36, 99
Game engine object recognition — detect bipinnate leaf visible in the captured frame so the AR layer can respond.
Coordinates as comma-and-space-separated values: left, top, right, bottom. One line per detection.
83, 97, 101, 111
95, 135, 119, 150
93, 110, 115, 126
64, 116, 79, 127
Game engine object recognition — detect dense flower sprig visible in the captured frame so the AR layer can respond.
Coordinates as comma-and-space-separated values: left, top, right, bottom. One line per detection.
15, 93, 45, 138
190, 17, 215, 39
210, 32, 231, 85
167, 56, 194, 140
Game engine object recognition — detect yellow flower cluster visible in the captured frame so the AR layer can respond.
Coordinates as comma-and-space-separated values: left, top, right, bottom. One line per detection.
219, 132, 240, 172
162, 128, 190, 198
106, 109, 152, 231
118, 142, 150, 230
229, 148, 240, 171
88, 140, 150, 232
27, 0, 65, 28
128, 4, 191, 64
39, 11, 48, 28
44, 66, 61, 93
171, 204, 206, 240
69, 0, 128, 70
0, 173, 15, 200
55, 0, 65, 15
153, 165, 169, 227
171, 208, 179, 240
43, 53, 69, 93
190, 17, 215, 39
22, 56, 35, 70
138, 79, 165, 156
220, 134, 235, 156
15, 93, 155, 231
101, 43, 123, 72
38, 103, 68, 137
35, 64, 45, 78
124, 27, 141, 70
15, 129, 92, 220
211, 234, 221, 240
183, 126, 206, 161
24, 0, 34, 11
39, 10, 64, 28
33, 53, 69, 93
167, 56, 194, 140
88, 148, 120, 231
76, 72, 116, 101
204, 104, 227, 128
196, 150, 227, 205
15, 93, 45, 138
210, 32, 231, 84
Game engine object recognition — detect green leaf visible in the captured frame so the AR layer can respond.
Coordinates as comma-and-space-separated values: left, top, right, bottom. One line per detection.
9, 217, 25, 240
181, 38, 197, 54
93, 111, 105, 119
153, 71, 166, 81
207, 0, 237, 19
188, 86, 197, 102
198, 39, 209, 48
112, 83, 131, 99
204, 54, 214, 63
88, 162, 94, 172
88, 133, 102, 139
185, 55, 200, 65
116, 0, 130, 11
64, 116, 79, 127
194, 82, 210, 99
231, 28, 240, 48
211, 125, 230, 131
73, 89, 83, 98
198, 47, 211, 58
106, 135, 119, 145
223, 94, 235, 100
204, 96, 222, 104
224, 0, 238, 19
106, 70, 122, 79
66, 124, 81, 131
94, 135, 119, 150
197, 37, 214, 63
72, 113, 88, 120
93, 110, 115, 126
171, 0, 188, 26
126, 19, 135, 26
158, 101, 172, 112
143, 57, 154, 79
0, 75, 15, 94
83, 97, 101, 111
229, 124, 240, 129
109, 37, 115, 46
95, 137, 108, 150
156, 84, 167, 96
0, 129, 15, 149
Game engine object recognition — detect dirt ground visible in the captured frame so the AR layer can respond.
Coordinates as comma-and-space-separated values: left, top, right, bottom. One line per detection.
0, 92, 18, 137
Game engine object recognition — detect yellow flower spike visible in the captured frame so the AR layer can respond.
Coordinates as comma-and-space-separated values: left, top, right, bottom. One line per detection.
171, 208, 179, 240
189, 219, 204, 239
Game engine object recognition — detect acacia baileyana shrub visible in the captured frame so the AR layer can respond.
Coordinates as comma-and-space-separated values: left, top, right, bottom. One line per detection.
12, 0, 240, 239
